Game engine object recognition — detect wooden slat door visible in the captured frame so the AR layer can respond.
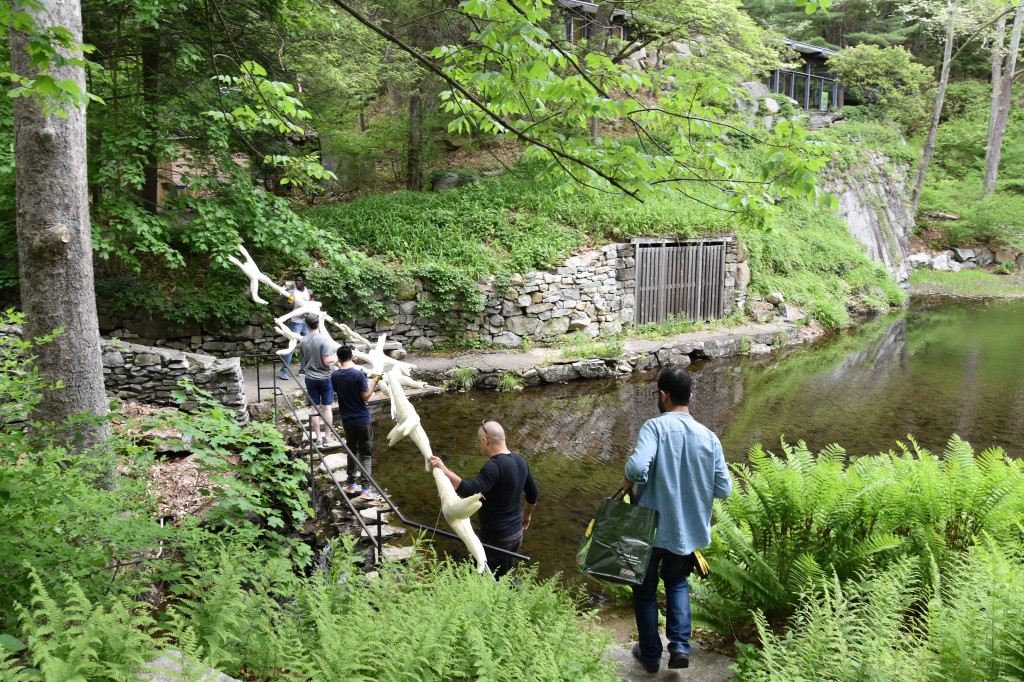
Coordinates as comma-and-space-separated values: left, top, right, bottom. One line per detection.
633, 239, 727, 324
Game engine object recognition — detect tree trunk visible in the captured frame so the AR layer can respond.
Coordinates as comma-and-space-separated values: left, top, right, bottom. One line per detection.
140, 30, 161, 213
984, 2, 1024, 192
10, 0, 112, 459
406, 87, 424, 191
913, 0, 960, 214
588, 3, 615, 144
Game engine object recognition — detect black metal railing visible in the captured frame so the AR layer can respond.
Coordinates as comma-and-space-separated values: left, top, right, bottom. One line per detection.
245, 353, 529, 571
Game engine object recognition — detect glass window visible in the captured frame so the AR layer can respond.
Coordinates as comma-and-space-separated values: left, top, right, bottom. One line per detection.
794, 74, 808, 108
809, 78, 823, 111
572, 17, 586, 43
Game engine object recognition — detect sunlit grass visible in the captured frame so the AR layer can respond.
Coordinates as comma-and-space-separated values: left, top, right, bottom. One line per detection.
910, 269, 1024, 297
559, 332, 624, 359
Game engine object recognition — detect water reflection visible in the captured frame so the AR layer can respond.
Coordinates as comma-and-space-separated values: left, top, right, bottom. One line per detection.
371, 297, 1024, 580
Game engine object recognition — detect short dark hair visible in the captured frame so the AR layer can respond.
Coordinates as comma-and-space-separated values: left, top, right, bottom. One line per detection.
304, 313, 319, 329
337, 345, 353, 362
658, 365, 692, 406
295, 272, 306, 281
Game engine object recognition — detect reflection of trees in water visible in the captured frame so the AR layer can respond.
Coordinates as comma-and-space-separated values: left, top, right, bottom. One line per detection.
375, 300, 1024, 578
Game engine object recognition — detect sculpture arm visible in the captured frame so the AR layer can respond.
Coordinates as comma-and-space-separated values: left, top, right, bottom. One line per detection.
428, 456, 463, 489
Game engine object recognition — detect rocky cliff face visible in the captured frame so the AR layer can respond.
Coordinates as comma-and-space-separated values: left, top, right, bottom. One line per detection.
824, 152, 914, 287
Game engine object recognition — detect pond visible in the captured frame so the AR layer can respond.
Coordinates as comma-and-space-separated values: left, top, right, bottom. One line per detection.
370, 296, 1024, 581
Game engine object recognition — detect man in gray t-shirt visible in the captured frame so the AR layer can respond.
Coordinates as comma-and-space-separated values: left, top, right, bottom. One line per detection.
298, 314, 337, 444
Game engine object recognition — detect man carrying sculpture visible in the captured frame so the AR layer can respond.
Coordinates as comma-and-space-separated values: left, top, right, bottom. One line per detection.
280, 272, 313, 380
622, 365, 732, 673
428, 419, 539, 577
331, 346, 380, 501
298, 313, 337, 446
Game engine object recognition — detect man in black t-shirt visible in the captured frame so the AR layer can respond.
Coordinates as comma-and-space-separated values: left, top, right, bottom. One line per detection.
330, 346, 379, 500
428, 419, 539, 577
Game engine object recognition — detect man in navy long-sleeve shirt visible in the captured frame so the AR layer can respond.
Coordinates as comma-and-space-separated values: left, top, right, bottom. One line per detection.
429, 419, 539, 577
622, 365, 732, 674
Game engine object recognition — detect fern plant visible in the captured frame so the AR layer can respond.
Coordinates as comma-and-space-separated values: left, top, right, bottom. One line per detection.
736, 560, 931, 682
928, 537, 1024, 682
695, 436, 1024, 635
14, 568, 159, 681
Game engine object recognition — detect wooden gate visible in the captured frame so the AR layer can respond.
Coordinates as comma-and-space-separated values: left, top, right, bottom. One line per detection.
633, 238, 728, 325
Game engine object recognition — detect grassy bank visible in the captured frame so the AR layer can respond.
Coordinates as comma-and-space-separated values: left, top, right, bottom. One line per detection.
304, 160, 904, 332
910, 269, 1024, 297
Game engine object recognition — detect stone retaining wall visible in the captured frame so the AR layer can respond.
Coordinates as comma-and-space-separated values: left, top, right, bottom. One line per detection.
413, 323, 800, 390
1, 324, 247, 422
97, 237, 743, 355
101, 339, 248, 422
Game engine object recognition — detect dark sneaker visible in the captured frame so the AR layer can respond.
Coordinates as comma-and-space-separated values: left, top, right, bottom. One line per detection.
669, 651, 690, 669
631, 644, 659, 674
298, 369, 305, 376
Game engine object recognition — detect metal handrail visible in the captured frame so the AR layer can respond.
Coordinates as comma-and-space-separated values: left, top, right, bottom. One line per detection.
245, 353, 530, 568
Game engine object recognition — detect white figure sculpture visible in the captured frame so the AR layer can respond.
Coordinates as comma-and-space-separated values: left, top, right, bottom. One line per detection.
381, 365, 489, 573
229, 244, 487, 573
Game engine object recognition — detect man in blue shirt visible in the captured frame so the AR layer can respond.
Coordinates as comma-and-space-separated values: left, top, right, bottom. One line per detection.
331, 346, 379, 500
622, 365, 732, 673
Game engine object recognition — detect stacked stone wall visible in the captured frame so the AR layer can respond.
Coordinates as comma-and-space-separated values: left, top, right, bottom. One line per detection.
1, 325, 248, 421
95, 237, 742, 355
100, 340, 248, 422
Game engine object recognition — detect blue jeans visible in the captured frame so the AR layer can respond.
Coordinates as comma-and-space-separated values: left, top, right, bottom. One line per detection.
632, 548, 693, 667
281, 319, 308, 376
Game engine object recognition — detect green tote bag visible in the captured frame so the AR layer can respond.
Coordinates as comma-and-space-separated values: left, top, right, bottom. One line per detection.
576, 488, 659, 586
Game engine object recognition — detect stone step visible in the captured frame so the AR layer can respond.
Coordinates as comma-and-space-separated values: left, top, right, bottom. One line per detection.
360, 524, 406, 542
382, 545, 415, 563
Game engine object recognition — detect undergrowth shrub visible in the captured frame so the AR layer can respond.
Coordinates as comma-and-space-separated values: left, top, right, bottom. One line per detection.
695, 436, 1024, 636
736, 560, 930, 681
736, 539, 1024, 682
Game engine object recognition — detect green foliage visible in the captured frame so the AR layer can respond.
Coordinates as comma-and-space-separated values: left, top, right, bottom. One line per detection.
431, 0, 834, 225
813, 117, 919, 167
14, 568, 159, 681
155, 383, 310, 531
496, 372, 524, 392
827, 45, 933, 135
206, 61, 334, 190
743, 201, 905, 330
559, 333, 624, 360
995, 261, 1017, 275
695, 436, 1024, 635
737, 540, 1024, 682
449, 367, 475, 391
929, 539, 1024, 681
918, 176, 1024, 250
411, 263, 485, 323
305, 252, 397, 321
0, 310, 60, 426
632, 313, 697, 339
737, 561, 930, 681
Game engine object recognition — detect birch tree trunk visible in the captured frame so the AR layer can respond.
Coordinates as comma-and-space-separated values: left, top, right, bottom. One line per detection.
9, 0, 111, 456
913, 0, 960, 214
984, 2, 1024, 192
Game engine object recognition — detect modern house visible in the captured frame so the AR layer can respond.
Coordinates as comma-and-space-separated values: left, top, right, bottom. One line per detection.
766, 39, 843, 111
559, 0, 631, 43
557, 0, 843, 112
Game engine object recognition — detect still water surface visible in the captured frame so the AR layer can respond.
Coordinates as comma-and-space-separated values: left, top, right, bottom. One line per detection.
370, 296, 1024, 580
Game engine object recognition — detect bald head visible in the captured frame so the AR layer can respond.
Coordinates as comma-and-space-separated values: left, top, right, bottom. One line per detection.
478, 419, 508, 456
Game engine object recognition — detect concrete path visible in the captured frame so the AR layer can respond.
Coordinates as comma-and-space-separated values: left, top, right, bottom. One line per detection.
240, 319, 808, 404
